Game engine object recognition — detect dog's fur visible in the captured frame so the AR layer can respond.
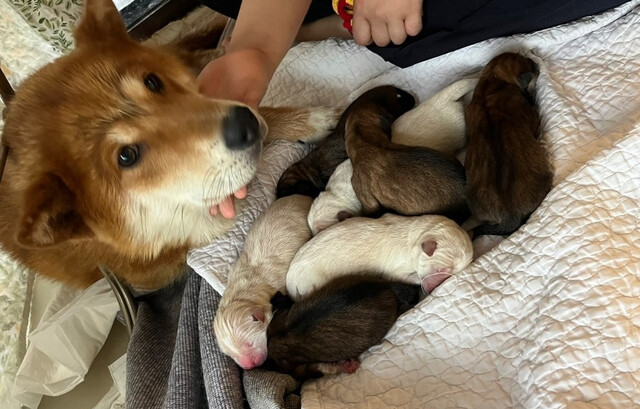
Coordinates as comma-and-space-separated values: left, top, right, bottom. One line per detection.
266, 275, 421, 379
306, 159, 361, 235
213, 195, 312, 369
345, 86, 469, 223
0, 0, 337, 289
465, 53, 552, 236
286, 214, 473, 299
276, 86, 414, 199
392, 78, 478, 154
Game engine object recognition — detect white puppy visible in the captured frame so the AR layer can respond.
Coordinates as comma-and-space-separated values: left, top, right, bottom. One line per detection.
287, 214, 473, 300
307, 160, 361, 235
306, 78, 478, 236
214, 195, 312, 369
392, 77, 478, 154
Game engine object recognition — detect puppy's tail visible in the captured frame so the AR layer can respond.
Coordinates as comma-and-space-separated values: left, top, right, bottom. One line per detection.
390, 283, 422, 315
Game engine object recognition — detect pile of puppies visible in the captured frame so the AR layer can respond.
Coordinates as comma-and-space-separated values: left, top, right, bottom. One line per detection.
214, 52, 553, 380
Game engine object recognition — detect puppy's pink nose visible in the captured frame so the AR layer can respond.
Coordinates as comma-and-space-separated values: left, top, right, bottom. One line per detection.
422, 271, 451, 294
238, 352, 267, 370
238, 357, 257, 370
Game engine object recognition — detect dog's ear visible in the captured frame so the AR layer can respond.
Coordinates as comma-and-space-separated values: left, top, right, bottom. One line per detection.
270, 291, 294, 310
74, 0, 130, 48
17, 173, 94, 247
421, 239, 438, 257
251, 308, 266, 323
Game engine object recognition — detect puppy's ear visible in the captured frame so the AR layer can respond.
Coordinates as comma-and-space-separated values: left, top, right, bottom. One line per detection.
74, 0, 130, 48
251, 308, 266, 323
270, 291, 294, 310
17, 173, 94, 247
421, 239, 438, 257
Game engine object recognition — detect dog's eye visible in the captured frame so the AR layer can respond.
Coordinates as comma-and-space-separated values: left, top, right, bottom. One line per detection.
143, 73, 163, 93
118, 145, 140, 168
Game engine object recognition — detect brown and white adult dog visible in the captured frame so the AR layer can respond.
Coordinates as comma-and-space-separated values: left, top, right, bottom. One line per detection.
0, 0, 337, 290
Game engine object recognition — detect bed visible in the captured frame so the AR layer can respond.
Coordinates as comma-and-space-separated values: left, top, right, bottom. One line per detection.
2, 0, 640, 408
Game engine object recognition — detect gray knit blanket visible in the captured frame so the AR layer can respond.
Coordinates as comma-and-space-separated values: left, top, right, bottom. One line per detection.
126, 269, 300, 409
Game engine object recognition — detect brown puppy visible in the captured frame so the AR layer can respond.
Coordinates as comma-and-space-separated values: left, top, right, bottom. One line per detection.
464, 53, 552, 236
276, 85, 412, 198
276, 132, 347, 198
265, 275, 421, 379
0, 0, 337, 289
345, 87, 469, 223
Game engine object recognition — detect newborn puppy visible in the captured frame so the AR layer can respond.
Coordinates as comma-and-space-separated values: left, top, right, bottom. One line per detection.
465, 53, 552, 236
307, 79, 478, 235
306, 159, 361, 235
286, 213, 473, 299
345, 86, 469, 223
392, 78, 478, 155
275, 132, 347, 198
266, 275, 421, 379
214, 195, 312, 369
276, 86, 415, 198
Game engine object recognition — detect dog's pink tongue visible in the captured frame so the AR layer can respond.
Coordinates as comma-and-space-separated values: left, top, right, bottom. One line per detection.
209, 186, 248, 219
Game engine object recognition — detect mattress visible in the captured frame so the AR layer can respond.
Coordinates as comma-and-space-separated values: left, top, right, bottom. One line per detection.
187, 1, 640, 407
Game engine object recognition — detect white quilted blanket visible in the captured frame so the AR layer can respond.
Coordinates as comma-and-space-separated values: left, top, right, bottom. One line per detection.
188, 2, 640, 407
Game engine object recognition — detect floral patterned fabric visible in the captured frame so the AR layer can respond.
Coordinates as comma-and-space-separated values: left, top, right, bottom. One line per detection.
6, 0, 83, 53
0, 2, 60, 407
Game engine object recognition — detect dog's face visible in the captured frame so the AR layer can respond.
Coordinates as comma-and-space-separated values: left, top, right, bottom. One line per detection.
214, 302, 272, 369
481, 52, 539, 96
415, 217, 473, 293
2, 0, 266, 260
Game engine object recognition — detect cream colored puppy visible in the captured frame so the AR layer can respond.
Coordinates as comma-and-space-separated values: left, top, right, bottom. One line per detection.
307, 160, 362, 235
287, 214, 473, 300
392, 78, 478, 154
214, 195, 312, 370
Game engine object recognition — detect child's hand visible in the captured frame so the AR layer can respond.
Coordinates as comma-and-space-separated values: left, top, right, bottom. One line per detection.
352, 0, 423, 47
197, 48, 276, 109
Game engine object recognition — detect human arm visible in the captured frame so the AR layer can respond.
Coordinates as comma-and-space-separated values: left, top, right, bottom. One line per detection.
198, 0, 312, 108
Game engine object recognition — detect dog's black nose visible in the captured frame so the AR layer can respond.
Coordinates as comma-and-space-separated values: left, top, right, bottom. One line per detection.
223, 106, 260, 150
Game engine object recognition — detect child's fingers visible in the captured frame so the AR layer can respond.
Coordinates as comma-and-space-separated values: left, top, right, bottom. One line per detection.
404, 12, 423, 37
388, 19, 408, 45
352, 15, 373, 46
371, 21, 391, 47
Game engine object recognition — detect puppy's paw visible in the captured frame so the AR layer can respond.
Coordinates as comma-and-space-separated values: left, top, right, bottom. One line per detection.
341, 358, 360, 374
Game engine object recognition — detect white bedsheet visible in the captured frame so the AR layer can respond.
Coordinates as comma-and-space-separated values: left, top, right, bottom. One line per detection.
189, 1, 640, 406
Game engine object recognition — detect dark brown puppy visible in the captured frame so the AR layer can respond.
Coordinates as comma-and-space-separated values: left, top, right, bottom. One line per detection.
276, 86, 415, 198
345, 87, 469, 223
265, 275, 421, 379
465, 53, 553, 236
